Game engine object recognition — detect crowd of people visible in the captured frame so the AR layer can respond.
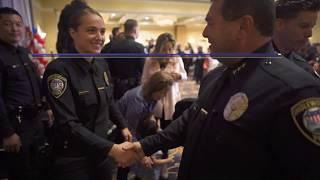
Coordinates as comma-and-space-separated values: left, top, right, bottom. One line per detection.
0, 0, 320, 180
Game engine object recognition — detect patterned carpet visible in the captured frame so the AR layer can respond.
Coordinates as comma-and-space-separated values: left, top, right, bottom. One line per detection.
123, 80, 199, 180
164, 80, 199, 179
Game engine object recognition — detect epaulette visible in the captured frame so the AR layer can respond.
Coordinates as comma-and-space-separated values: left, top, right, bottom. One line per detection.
260, 57, 319, 90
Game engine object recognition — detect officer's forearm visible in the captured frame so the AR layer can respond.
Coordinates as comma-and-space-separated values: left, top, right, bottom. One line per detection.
67, 121, 114, 154
140, 112, 189, 156
109, 103, 128, 129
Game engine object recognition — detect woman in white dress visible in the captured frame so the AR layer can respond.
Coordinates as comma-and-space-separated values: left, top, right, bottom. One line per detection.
142, 33, 187, 179
142, 33, 187, 126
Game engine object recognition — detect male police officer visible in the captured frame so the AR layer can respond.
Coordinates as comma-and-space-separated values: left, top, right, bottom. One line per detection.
0, 7, 51, 180
122, 0, 320, 179
105, 19, 145, 100
273, 0, 320, 77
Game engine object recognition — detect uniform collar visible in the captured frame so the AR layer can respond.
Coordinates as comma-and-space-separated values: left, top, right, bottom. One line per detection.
125, 35, 135, 40
73, 58, 98, 75
68, 47, 98, 74
272, 40, 290, 58
0, 39, 19, 54
229, 41, 276, 76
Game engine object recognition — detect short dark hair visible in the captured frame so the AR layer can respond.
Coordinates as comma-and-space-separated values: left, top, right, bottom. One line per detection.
124, 19, 138, 33
220, 0, 275, 36
111, 27, 120, 36
276, 0, 320, 19
56, 0, 102, 53
0, 7, 22, 18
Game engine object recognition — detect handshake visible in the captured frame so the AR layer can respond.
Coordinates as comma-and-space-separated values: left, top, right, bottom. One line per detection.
108, 142, 146, 167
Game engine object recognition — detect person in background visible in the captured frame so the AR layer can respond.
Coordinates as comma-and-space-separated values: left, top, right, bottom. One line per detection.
0, 7, 52, 180
122, 0, 320, 179
118, 71, 174, 142
273, 0, 320, 77
132, 114, 174, 180
142, 33, 187, 180
194, 46, 205, 84
106, 19, 145, 100
116, 71, 174, 180
101, 26, 120, 53
43, 1, 133, 179
142, 33, 187, 126
146, 39, 155, 54
183, 42, 194, 76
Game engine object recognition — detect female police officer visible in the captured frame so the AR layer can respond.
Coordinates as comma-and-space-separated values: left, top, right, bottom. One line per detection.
42, 1, 134, 179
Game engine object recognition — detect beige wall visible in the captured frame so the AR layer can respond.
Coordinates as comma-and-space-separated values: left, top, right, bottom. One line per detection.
32, 0, 319, 53
311, 16, 320, 43
32, 0, 58, 53
32, 0, 210, 53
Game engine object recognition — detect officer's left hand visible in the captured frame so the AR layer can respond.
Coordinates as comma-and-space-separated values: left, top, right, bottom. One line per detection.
121, 128, 132, 142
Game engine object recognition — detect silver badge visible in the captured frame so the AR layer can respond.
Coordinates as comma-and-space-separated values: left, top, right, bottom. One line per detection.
223, 92, 249, 122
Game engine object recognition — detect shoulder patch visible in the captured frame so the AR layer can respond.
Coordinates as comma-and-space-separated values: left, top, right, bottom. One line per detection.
291, 98, 320, 146
47, 74, 67, 98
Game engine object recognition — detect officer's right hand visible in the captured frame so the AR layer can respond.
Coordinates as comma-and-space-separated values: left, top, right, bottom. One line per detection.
3, 133, 22, 153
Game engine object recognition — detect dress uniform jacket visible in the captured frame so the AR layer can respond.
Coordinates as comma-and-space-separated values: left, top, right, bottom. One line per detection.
43, 58, 127, 156
0, 39, 44, 179
0, 39, 43, 143
104, 35, 145, 99
273, 41, 318, 78
140, 42, 320, 179
287, 52, 319, 78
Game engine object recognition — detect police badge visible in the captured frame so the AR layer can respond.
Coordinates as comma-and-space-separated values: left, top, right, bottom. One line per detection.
291, 98, 320, 146
47, 74, 67, 98
223, 92, 249, 122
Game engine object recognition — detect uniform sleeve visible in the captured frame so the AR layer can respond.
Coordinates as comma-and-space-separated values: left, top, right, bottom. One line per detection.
139, 105, 191, 156
269, 87, 320, 179
117, 92, 128, 117
43, 67, 114, 154
0, 61, 15, 138
109, 97, 128, 130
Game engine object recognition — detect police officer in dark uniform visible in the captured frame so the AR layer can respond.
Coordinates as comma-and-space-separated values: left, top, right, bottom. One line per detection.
0, 7, 50, 180
43, 1, 134, 180
273, 0, 320, 77
103, 19, 145, 100
123, 0, 320, 179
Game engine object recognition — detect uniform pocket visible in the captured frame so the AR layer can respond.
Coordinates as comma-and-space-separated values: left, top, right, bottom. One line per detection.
78, 91, 98, 107
7, 64, 25, 80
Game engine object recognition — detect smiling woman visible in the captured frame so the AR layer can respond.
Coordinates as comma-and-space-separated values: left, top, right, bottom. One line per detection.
42, 1, 135, 180
56, 0, 105, 54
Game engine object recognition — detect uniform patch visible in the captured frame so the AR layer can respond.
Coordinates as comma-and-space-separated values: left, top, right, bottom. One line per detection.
47, 74, 67, 98
291, 98, 320, 146
104, 72, 110, 86
223, 92, 249, 122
